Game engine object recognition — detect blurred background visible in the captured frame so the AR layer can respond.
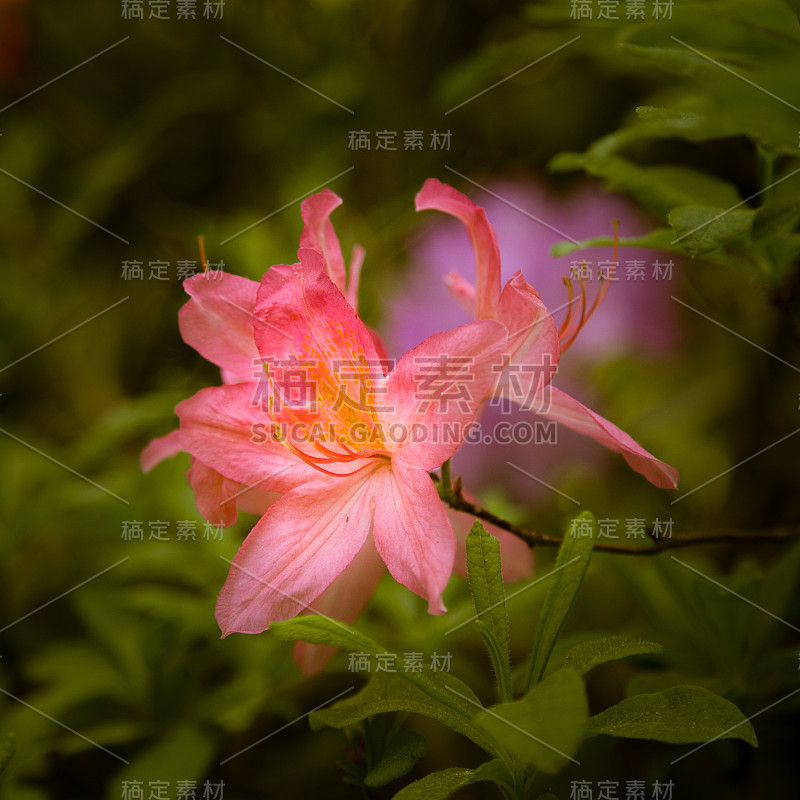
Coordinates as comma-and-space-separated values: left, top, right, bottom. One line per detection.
1, 0, 799, 797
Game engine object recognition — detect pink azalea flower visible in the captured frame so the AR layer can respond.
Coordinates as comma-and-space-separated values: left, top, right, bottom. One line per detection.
415, 179, 679, 490
177, 248, 507, 635
144, 189, 529, 674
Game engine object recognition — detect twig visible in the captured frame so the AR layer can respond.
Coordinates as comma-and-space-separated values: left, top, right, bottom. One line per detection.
434, 469, 800, 556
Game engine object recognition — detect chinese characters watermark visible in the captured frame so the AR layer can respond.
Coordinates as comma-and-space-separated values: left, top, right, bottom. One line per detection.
348, 130, 452, 151
121, 0, 225, 20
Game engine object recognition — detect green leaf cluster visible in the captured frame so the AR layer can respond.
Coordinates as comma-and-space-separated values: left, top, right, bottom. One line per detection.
545, 0, 800, 285
274, 517, 758, 799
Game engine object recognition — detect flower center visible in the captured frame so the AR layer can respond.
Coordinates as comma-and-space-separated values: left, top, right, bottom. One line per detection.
262, 341, 389, 478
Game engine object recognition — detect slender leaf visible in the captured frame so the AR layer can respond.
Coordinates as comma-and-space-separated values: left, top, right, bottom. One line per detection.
271, 615, 388, 655
564, 635, 664, 677
466, 521, 512, 701
526, 513, 597, 690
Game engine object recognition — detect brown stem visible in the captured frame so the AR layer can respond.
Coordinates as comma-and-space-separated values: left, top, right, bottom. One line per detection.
442, 480, 800, 556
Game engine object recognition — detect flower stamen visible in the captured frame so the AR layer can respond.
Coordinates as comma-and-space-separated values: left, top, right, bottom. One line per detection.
266, 397, 378, 478
558, 220, 618, 353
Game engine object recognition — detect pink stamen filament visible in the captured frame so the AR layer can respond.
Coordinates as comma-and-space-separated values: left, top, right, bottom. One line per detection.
558, 222, 617, 353
266, 395, 381, 478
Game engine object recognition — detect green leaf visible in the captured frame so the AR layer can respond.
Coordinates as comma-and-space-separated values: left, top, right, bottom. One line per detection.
474, 668, 588, 775
550, 229, 690, 259
274, 616, 492, 727
564, 635, 664, 677
619, 41, 717, 80
0, 733, 15, 776
586, 685, 758, 746
752, 200, 800, 241
634, 105, 744, 143
365, 731, 427, 788
310, 672, 500, 758
466, 521, 512, 701
271, 615, 388, 655
277, 616, 505, 755
550, 151, 742, 216
667, 205, 755, 256
393, 760, 512, 800
619, 21, 800, 153
526, 512, 597, 690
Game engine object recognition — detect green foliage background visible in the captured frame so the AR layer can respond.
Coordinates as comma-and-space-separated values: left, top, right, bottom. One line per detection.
1, 0, 799, 797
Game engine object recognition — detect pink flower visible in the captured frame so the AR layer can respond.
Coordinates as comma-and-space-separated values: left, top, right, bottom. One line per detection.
176, 248, 507, 641
415, 179, 679, 490
144, 189, 527, 674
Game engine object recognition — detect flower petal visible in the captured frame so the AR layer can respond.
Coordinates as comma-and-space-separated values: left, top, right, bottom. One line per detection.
215, 469, 377, 634
372, 460, 455, 615
345, 244, 366, 311
178, 272, 261, 384
254, 249, 380, 367
293, 534, 385, 676
253, 253, 389, 457
416, 178, 502, 319
443, 270, 477, 317
141, 429, 183, 473
176, 383, 317, 492
187, 458, 240, 527
493, 271, 561, 409
299, 189, 347, 294
498, 271, 561, 372
538, 386, 680, 489
235, 486, 280, 518
384, 319, 507, 469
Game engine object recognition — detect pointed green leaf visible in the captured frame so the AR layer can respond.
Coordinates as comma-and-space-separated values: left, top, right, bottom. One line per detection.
526, 512, 597, 690
271, 615, 388, 655
564, 635, 664, 676
365, 731, 427, 788
551, 229, 686, 259
586, 685, 758, 746
466, 521, 512, 701
393, 760, 512, 799
474, 668, 588, 774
